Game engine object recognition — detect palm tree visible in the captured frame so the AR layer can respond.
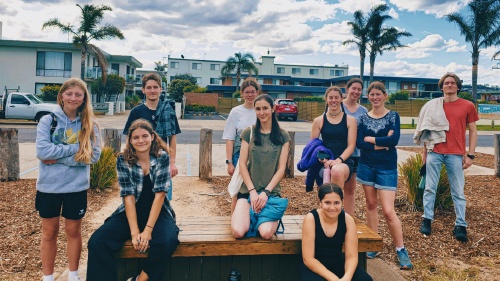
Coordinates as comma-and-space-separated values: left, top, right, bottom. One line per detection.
342, 4, 389, 79
154, 61, 167, 72
446, 0, 500, 104
367, 6, 412, 83
220, 52, 259, 90
42, 4, 124, 82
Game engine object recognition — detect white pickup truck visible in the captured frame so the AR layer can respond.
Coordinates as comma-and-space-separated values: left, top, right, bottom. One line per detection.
0, 92, 58, 122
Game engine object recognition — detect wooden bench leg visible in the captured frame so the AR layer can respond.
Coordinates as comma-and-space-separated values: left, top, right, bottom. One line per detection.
358, 252, 367, 271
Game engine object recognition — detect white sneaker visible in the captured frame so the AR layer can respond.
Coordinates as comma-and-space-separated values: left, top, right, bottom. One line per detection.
68, 276, 82, 281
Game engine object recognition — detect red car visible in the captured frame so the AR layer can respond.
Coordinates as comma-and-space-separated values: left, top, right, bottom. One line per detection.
275, 99, 298, 121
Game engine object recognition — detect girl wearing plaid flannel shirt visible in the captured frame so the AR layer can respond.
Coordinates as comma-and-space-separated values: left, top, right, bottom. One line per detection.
87, 119, 179, 281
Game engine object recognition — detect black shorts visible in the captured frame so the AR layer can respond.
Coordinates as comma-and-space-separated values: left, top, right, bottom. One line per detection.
351, 156, 360, 173
35, 190, 87, 220
237, 192, 250, 200
344, 157, 354, 182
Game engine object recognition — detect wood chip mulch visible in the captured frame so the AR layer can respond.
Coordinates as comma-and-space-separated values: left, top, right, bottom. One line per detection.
207, 155, 500, 280
1, 151, 498, 280
0, 180, 110, 280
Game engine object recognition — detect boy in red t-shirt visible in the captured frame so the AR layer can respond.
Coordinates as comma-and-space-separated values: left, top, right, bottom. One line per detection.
419, 73, 479, 242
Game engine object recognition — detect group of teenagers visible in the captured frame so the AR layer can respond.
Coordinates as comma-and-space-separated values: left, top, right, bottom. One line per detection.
35, 71, 478, 281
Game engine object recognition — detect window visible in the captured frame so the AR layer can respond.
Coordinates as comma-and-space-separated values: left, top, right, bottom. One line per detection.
292, 68, 301, 75
192, 63, 202, 70
35, 83, 62, 96
170, 62, 179, 69
412, 84, 416, 88
111, 63, 119, 75
210, 78, 220, 84
210, 64, 220, 71
275, 79, 281, 85
36, 51, 72, 77
310, 69, 319, 75
10, 94, 29, 105
277, 67, 285, 74
330, 70, 335, 76
335, 70, 344, 76
195, 77, 202, 84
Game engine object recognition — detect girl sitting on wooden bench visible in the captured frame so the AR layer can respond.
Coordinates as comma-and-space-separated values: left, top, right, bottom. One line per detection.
86, 119, 179, 281
231, 94, 290, 239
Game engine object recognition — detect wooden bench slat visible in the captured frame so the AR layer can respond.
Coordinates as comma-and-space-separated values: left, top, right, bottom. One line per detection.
116, 215, 382, 259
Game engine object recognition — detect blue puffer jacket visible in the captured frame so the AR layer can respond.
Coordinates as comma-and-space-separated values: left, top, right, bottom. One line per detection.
297, 138, 334, 192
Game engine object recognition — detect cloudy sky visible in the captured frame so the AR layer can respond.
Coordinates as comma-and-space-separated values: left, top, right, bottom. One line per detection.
2, 0, 500, 86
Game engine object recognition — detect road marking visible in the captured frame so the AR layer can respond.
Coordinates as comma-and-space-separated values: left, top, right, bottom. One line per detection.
20, 166, 38, 176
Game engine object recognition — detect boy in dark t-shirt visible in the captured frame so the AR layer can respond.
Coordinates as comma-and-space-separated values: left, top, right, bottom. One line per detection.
123, 73, 181, 200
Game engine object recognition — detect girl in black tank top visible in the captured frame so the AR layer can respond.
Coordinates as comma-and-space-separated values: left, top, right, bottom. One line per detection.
299, 184, 372, 281
321, 112, 348, 158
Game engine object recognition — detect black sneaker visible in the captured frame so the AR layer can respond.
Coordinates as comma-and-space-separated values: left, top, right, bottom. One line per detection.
453, 226, 468, 242
419, 218, 432, 235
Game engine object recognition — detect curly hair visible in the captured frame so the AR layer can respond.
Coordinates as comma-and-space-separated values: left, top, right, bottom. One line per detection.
123, 119, 169, 166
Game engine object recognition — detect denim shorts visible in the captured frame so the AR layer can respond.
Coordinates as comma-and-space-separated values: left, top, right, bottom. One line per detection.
356, 162, 397, 191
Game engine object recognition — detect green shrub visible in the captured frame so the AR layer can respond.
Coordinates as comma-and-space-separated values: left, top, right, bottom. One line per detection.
125, 94, 142, 109
183, 84, 207, 93
398, 153, 453, 212
294, 96, 324, 102
389, 91, 409, 104
185, 104, 216, 112
232, 90, 241, 98
458, 92, 473, 102
40, 85, 61, 101
90, 147, 118, 191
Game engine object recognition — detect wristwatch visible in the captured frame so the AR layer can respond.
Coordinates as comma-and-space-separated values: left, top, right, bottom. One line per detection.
466, 154, 475, 160
263, 189, 271, 197
226, 160, 233, 164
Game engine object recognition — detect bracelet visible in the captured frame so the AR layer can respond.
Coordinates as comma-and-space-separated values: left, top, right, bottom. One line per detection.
338, 156, 344, 163
247, 188, 256, 193
146, 225, 153, 229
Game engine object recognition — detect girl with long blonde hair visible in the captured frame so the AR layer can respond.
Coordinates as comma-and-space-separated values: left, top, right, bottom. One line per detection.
35, 78, 101, 281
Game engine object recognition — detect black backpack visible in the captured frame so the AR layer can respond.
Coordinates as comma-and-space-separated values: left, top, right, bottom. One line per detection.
49, 113, 58, 137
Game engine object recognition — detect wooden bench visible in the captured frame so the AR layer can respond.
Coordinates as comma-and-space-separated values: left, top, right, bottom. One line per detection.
116, 215, 382, 281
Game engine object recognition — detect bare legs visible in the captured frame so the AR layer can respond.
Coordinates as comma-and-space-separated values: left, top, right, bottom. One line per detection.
363, 185, 404, 247
41, 217, 82, 275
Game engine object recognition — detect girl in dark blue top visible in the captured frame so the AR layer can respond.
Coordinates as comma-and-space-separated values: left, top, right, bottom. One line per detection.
356, 82, 413, 270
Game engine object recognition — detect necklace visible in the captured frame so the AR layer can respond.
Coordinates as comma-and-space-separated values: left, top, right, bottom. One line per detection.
327, 109, 342, 117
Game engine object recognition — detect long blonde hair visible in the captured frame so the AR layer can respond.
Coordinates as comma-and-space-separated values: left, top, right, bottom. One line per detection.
123, 119, 169, 166
57, 78, 98, 164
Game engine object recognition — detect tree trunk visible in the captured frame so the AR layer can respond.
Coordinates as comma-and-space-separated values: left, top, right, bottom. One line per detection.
199, 128, 212, 179
359, 54, 365, 80
81, 48, 86, 80
0, 129, 20, 181
369, 53, 376, 83
472, 51, 479, 108
103, 129, 121, 153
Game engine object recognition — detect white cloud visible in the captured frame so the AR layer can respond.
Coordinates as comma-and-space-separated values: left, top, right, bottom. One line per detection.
335, 0, 386, 14
389, 0, 471, 17
395, 34, 465, 58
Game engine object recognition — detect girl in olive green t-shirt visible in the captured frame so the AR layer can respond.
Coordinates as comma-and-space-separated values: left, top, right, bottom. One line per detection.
231, 94, 290, 240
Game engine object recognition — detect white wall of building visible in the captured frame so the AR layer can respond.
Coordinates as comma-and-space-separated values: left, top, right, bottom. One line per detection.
0, 45, 81, 95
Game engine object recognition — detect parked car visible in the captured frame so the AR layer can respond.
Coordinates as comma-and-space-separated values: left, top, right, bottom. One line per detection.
275, 99, 298, 121
0, 91, 58, 122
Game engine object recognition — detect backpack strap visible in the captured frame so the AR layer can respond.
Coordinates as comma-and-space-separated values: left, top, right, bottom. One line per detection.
49, 113, 58, 137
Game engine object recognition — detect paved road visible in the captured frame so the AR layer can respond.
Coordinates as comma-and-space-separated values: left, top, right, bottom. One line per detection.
10, 127, 495, 147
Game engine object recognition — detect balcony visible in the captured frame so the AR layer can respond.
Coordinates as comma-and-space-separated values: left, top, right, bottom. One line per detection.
84, 67, 118, 80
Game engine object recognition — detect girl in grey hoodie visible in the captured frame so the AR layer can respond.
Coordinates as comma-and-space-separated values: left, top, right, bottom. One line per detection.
35, 78, 101, 281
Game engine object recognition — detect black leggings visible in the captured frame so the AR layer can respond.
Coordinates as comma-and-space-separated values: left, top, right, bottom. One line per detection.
86, 210, 179, 281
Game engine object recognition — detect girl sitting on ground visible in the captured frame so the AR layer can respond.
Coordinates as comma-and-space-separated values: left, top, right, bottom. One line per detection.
300, 183, 373, 281
87, 119, 179, 281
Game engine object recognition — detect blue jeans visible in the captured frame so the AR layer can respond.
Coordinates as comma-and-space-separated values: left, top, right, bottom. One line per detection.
168, 178, 173, 201
423, 152, 467, 227
232, 151, 240, 166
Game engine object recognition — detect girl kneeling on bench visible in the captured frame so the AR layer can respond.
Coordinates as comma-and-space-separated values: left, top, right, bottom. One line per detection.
300, 183, 372, 281
87, 119, 179, 281
231, 94, 290, 239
